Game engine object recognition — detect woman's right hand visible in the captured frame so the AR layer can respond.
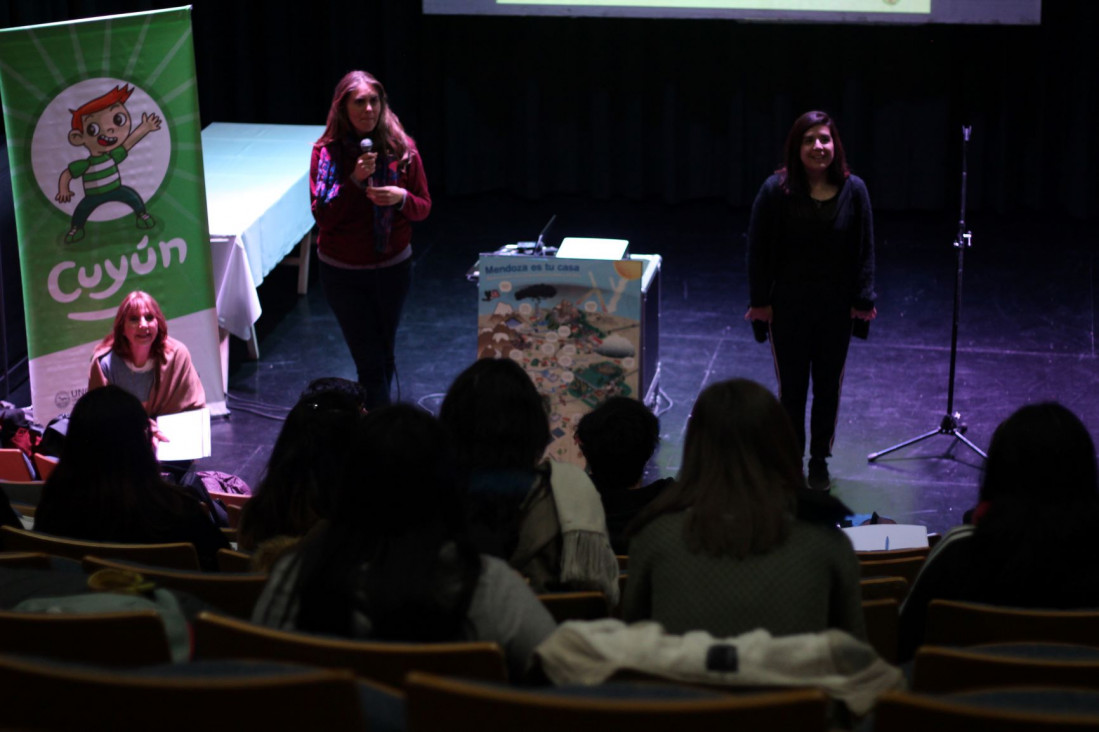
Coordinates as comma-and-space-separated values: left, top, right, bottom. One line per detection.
745, 305, 773, 323
353, 152, 377, 184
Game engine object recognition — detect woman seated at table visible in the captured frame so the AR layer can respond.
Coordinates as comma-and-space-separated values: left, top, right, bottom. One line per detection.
34, 386, 229, 570
88, 290, 204, 417
253, 404, 556, 681
622, 379, 866, 640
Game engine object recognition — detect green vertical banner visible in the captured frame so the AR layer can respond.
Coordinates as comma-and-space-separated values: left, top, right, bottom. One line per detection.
0, 6, 224, 423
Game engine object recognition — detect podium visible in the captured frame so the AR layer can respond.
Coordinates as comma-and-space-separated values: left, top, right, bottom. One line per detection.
475, 251, 661, 465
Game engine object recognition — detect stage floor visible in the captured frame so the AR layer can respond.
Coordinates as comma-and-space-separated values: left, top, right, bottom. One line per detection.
84, 193, 1099, 537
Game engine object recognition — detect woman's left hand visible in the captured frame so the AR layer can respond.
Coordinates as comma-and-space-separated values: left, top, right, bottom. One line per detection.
851, 306, 878, 321
149, 418, 169, 449
365, 185, 407, 207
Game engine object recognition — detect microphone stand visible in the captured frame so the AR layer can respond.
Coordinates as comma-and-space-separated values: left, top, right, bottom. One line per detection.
868, 126, 987, 462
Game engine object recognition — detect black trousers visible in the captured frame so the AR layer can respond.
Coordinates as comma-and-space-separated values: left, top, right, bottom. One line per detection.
320, 257, 412, 410
769, 300, 852, 462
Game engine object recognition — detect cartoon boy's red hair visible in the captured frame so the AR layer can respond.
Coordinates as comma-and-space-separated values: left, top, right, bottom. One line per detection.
69, 85, 134, 131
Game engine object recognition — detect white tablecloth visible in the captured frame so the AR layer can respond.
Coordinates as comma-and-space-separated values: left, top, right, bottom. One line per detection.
202, 122, 323, 339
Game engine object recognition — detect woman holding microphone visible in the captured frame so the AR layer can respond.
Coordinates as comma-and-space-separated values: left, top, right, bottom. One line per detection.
310, 70, 431, 409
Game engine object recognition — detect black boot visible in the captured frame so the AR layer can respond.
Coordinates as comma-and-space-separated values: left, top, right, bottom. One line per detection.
807, 457, 831, 492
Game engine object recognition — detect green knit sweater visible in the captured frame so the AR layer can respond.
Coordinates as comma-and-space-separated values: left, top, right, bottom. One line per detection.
623, 510, 866, 640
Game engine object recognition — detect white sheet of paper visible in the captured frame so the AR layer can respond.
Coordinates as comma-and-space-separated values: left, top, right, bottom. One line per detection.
556, 237, 629, 260
841, 523, 929, 551
155, 407, 211, 462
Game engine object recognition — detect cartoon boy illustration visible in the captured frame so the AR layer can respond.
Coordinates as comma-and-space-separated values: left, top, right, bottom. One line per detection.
55, 84, 161, 243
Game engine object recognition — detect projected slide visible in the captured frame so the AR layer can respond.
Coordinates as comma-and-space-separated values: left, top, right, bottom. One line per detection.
424, 0, 1041, 24
498, 0, 928, 10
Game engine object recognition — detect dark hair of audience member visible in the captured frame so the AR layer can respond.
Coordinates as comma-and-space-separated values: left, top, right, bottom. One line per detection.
969, 402, 1099, 597
35, 385, 206, 541
438, 358, 550, 473
576, 396, 659, 494
627, 379, 802, 559
237, 387, 366, 551
298, 376, 369, 411
293, 404, 481, 641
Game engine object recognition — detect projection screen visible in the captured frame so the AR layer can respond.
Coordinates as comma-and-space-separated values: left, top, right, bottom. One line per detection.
423, 0, 1041, 25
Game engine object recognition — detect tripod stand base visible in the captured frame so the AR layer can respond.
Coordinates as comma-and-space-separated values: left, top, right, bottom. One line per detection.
868, 413, 987, 462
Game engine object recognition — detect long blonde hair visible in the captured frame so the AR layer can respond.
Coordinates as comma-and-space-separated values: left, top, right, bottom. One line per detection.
319, 70, 413, 165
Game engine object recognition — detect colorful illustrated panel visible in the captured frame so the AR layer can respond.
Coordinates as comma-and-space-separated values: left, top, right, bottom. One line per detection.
478, 255, 644, 465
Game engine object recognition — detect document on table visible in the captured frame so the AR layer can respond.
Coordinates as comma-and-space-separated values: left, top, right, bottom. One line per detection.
155, 407, 212, 461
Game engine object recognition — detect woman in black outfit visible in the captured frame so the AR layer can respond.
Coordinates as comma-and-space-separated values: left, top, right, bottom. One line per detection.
745, 110, 876, 491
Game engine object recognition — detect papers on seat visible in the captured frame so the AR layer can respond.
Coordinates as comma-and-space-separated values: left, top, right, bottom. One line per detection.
155, 407, 212, 462
842, 523, 929, 551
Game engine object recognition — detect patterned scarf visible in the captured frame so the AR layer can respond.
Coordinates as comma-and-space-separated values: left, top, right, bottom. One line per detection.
313, 141, 400, 254
371, 152, 399, 253
312, 144, 342, 206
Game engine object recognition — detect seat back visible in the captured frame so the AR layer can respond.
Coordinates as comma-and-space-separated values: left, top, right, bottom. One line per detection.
32, 453, 59, 480
0, 478, 43, 506
860, 576, 909, 603
82, 556, 268, 620
224, 502, 243, 528
537, 591, 610, 623
0, 525, 200, 570
0, 448, 34, 481
192, 611, 508, 688
873, 689, 1099, 731
217, 547, 254, 573
0, 551, 54, 569
859, 555, 927, 587
912, 644, 1099, 693
924, 599, 1099, 647
207, 491, 250, 509
404, 671, 831, 732
0, 653, 365, 731
0, 608, 172, 666
863, 598, 900, 664
856, 546, 930, 562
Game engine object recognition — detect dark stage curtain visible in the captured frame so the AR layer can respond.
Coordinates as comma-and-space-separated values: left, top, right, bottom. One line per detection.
1, 0, 1096, 221
416, 3, 1097, 217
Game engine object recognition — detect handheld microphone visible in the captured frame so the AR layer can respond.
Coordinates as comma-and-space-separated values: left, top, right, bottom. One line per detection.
359, 138, 375, 187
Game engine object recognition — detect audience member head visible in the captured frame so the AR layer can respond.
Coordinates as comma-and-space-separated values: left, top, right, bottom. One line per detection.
576, 396, 660, 494
295, 404, 479, 640
439, 357, 551, 473
332, 404, 464, 537
238, 385, 366, 551
49, 384, 160, 493
37, 385, 190, 539
299, 377, 369, 413
103, 290, 169, 364
779, 110, 850, 194
979, 401, 1098, 508
969, 402, 1099, 600
630, 379, 802, 558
